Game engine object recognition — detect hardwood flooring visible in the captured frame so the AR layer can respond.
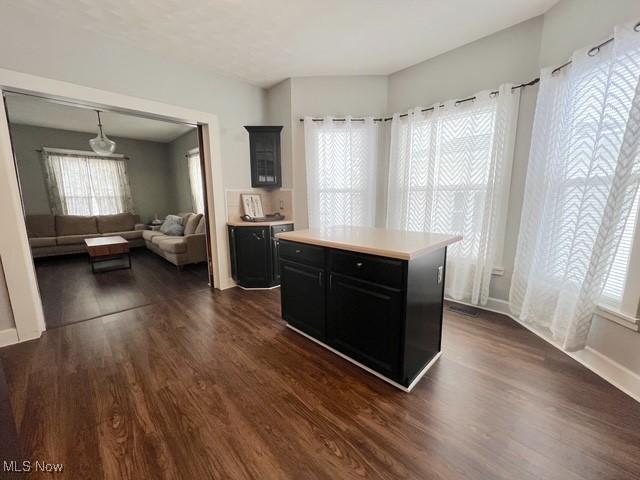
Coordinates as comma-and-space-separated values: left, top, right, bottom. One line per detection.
34, 248, 209, 328
1, 287, 639, 479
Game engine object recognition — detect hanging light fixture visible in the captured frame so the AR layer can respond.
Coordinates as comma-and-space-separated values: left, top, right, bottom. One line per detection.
89, 110, 116, 155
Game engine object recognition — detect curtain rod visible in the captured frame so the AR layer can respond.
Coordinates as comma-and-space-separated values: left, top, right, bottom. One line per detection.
299, 20, 640, 124
35, 148, 129, 160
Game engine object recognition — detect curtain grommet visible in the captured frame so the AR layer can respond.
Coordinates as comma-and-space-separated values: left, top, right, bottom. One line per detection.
634, 21, 640, 32
587, 46, 600, 57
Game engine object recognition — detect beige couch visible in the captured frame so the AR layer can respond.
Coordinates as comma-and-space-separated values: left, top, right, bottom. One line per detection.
26, 213, 145, 258
142, 212, 207, 267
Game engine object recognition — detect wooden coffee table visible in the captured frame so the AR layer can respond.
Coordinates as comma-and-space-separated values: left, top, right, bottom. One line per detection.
85, 236, 131, 273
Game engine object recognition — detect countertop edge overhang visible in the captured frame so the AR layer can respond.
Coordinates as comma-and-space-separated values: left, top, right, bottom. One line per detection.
276, 226, 462, 260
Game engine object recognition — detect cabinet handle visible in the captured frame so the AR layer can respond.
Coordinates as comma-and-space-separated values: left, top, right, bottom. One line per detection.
437, 265, 444, 284
355, 262, 364, 268
318, 271, 323, 287
295, 249, 302, 254
329, 273, 333, 289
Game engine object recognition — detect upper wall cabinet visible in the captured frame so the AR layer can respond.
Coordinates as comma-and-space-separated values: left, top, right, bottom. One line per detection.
244, 126, 283, 188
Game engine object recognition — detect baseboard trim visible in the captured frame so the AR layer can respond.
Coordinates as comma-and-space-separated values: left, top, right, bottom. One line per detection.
0, 328, 19, 348
447, 296, 640, 403
286, 324, 441, 392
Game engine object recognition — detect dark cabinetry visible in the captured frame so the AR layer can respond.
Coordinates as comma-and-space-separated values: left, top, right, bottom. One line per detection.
228, 223, 293, 288
279, 240, 447, 389
244, 126, 283, 188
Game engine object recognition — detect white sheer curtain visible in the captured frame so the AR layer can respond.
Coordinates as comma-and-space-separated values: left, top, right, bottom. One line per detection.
42, 148, 134, 216
387, 85, 520, 305
304, 116, 379, 228
187, 149, 205, 214
510, 22, 640, 351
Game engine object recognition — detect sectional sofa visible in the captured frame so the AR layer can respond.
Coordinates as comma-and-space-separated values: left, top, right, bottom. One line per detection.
25, 212, 207, 267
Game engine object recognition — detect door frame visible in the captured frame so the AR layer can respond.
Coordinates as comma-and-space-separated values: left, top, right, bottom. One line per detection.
0, 67, 233, 344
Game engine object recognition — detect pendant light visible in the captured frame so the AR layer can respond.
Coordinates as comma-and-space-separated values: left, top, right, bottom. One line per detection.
89, 110, 116, 155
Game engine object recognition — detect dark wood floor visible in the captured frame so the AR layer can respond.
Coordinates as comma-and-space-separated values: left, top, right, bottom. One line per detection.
34, 249, 209, 328
1, 287, 639, 479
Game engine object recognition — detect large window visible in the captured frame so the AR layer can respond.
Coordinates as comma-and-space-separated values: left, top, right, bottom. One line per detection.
303, 117, 379, 228
387, 87, 520, 305
509, 23, 640, 350
42, 148, 134, 216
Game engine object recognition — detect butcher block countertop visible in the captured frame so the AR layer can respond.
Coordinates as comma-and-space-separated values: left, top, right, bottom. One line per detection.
276, 226, 461, 260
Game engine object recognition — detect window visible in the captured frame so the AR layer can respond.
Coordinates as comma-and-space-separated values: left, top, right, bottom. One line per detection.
187, 149, 205, 214
42, 148, 134, 216
509, 23, 640, 349
602, 188, 639, 302
304, 117, 379, 228
386, 87, 519, 305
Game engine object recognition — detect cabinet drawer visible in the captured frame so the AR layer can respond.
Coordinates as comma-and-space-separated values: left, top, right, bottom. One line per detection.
271, 223, 293, 237
329, 250, 404, 289
279, 240, 324, 267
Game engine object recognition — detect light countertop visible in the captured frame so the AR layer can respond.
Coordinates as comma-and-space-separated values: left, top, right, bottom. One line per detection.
227, 219, 294, 227
276, 226, 461, 260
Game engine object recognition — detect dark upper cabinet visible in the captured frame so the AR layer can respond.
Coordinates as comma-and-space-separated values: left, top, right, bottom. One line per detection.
244, 126, 283, 188
228, 223, 293, 288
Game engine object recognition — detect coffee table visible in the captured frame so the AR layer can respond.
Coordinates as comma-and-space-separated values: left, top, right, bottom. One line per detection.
84, 236, 131, 273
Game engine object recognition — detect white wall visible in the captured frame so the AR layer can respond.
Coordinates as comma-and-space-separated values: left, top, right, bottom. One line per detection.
0, 3, 266, 192
288, 76, 389, 227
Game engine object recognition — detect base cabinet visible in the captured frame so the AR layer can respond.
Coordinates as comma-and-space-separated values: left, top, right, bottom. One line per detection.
228, 223, 293, 288
280, 260, 325, 340
280, 239, 446, 388
327, 273, 403, 380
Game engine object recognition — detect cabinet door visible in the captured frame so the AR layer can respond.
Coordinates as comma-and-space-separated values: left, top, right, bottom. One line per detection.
327, 273, 403, 380
235, 227, 270, 287
245, 126, 282, 188
272, 237, 281, 284
280, 260, 325, 340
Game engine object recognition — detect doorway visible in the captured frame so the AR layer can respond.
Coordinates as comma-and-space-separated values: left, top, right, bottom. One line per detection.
0, 73, 228, 339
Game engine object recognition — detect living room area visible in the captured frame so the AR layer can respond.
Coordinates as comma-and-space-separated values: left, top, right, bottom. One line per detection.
4, 92, 211, 328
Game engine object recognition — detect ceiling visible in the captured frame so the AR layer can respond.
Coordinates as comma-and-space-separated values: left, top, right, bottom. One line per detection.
7, 0, 559, 87
5, 94, 193, 143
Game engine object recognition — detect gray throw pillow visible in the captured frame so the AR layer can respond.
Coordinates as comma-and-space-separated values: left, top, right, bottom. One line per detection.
163, 223, 184, 236
160, 214, 183, 235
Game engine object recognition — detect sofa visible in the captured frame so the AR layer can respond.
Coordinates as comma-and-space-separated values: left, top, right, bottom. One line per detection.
142, 213, 207, 267
26, 213, 145, 258
26, 212, 208, 268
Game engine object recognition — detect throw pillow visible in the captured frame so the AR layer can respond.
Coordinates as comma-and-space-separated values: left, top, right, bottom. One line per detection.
184, 213, 203, 235
160, 214, 183, 235
163, 223, 184, 236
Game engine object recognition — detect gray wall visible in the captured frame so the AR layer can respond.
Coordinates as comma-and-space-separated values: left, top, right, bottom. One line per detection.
10, 124, 179, 223
168, 129, 200, 213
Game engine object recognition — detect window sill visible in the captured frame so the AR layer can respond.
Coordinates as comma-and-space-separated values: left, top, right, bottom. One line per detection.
595, 303, 639, 332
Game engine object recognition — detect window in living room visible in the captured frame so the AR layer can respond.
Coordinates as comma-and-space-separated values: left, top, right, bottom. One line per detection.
42, 148, 134, 216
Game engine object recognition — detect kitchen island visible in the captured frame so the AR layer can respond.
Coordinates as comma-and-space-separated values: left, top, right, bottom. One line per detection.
275, 226, 461, 392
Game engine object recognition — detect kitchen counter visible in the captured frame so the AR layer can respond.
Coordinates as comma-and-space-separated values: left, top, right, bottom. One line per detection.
276, 226, 461, 260
277, 226, 461, 392
226, 219, 294, 227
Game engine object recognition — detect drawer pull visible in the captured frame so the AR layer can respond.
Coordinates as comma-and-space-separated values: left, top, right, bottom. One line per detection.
295, 249, 302, 254
355, 262, 364, 268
